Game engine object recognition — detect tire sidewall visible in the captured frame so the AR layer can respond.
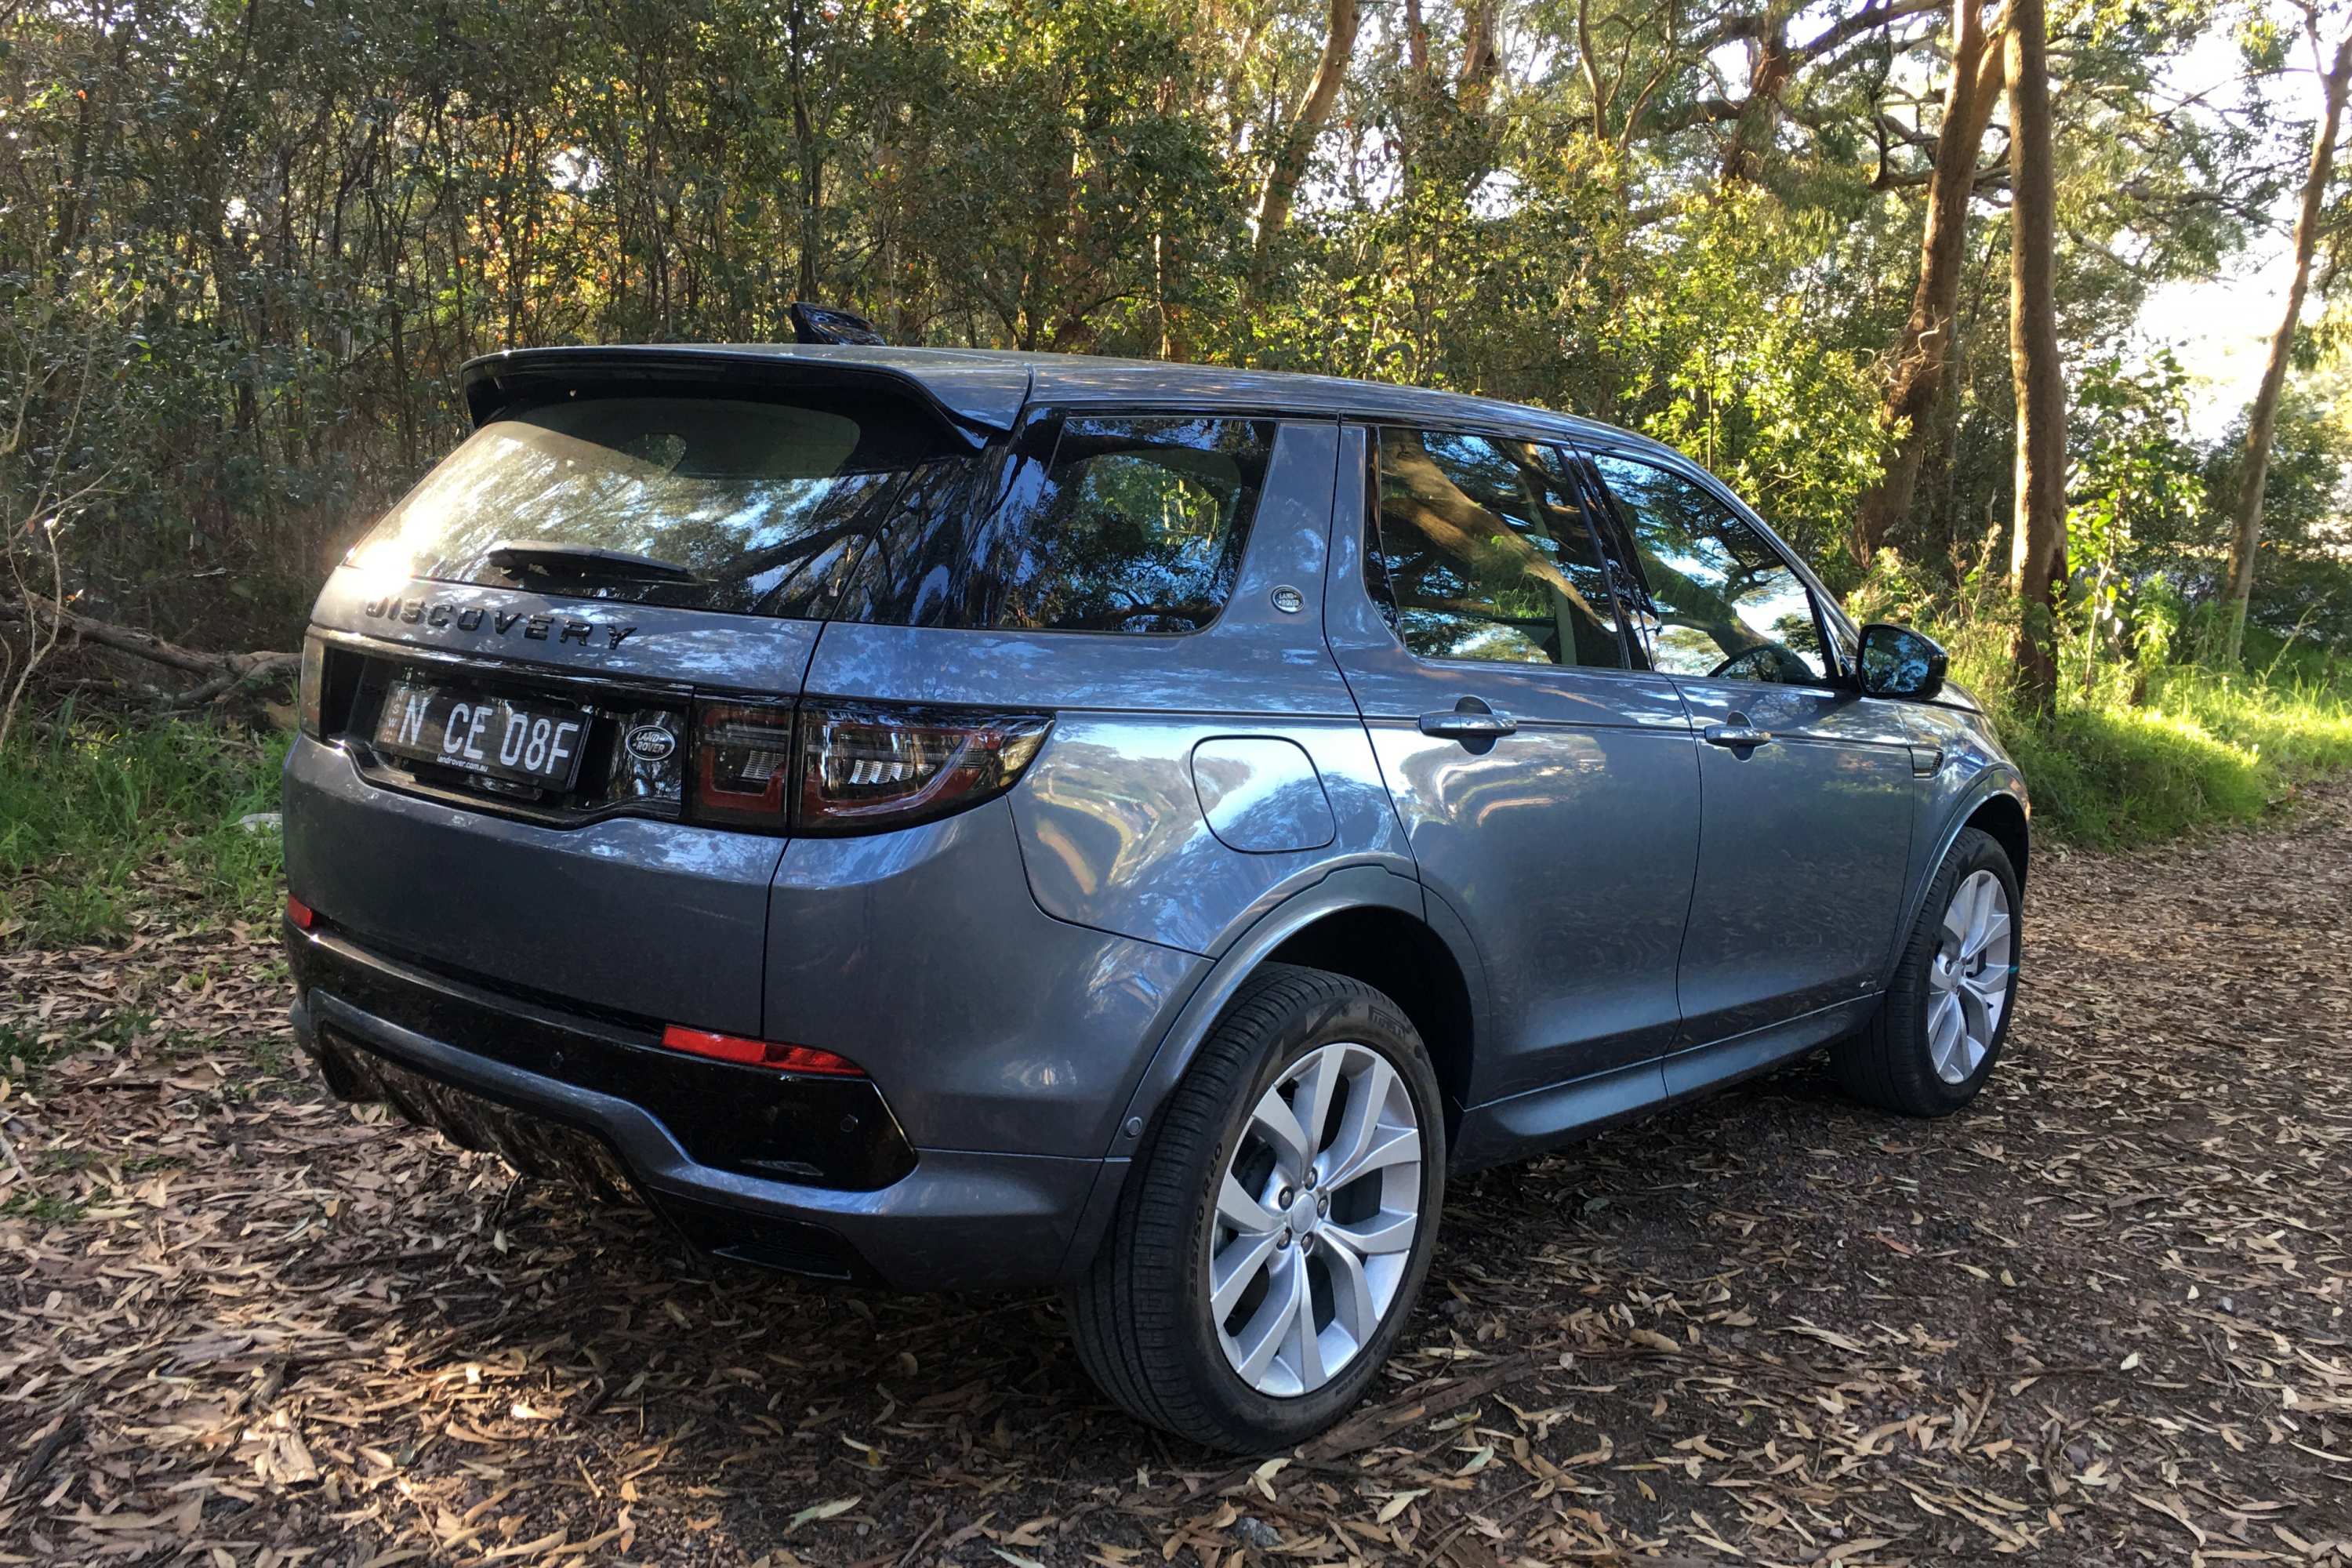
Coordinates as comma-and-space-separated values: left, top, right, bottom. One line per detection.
1897, 829, 2024, 1112
1172, 986, 1446, 1445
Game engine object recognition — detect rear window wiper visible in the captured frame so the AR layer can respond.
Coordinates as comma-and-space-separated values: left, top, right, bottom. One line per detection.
485, 541, 702, 583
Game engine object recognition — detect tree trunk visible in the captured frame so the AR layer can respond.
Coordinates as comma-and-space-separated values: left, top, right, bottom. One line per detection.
1720, 15, 1796, 187
787, 0, 823, 302
1853, 0, 2004, 564
1403, 0, 1430, 76
1459, 0, 1501, 117
2222, 29, 2352, 663
1249, 0, 1361, 298
2002, 0, 2067, 712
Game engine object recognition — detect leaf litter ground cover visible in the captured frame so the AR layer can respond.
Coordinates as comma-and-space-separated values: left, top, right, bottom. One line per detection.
1, 786, 2347, 1566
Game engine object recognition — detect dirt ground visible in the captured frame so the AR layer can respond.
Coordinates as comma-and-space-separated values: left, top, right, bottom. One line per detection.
2, 781, 2349, 1567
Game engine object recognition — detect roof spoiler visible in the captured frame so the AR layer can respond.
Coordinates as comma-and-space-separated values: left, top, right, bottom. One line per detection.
456, 345, 1025, 449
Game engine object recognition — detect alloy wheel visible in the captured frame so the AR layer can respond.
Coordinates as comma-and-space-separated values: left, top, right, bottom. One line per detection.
1208, 1042, 1423, 1397
1926, 868, 2013, 1084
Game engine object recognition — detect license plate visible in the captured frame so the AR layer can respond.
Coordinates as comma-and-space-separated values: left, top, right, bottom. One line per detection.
372, 677, 592, 790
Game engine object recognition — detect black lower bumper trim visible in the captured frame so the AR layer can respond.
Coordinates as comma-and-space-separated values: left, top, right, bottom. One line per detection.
318, 1027, 638, 1201
314, 1025, 869, 1283
288, 922, 916, 1192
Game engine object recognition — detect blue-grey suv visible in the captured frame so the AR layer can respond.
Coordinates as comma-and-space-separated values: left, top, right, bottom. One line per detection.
284, 344, 2027, 1451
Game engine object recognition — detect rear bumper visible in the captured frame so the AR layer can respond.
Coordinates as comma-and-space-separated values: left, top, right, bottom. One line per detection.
288, 922, 1116, 1292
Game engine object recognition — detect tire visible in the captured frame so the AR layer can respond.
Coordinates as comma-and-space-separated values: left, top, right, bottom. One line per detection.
1835, 826, 2022, 1116
1066, 964, 1446, 1452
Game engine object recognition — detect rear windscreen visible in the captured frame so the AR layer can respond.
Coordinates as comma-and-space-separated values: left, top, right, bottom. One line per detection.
357, 393, 977, 620
356, 394, 1274, 633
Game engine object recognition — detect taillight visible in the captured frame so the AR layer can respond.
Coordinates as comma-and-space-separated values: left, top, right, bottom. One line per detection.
659, 1025, 866, 1076
285, 895, 317, 930
691, 701, 797, 827
687, 699, 1052, 835
297, 633, 325, 739
796, 702, 1051, 834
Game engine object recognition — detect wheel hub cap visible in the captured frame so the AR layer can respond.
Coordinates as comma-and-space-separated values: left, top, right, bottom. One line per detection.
1208, 1041, 1423, 1398
1926, 869, 2013, 1085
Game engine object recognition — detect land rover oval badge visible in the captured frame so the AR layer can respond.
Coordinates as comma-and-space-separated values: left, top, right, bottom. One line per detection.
624, 724, 677, 764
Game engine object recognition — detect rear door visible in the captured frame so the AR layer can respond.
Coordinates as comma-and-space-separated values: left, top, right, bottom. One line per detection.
1577, 446, 1918, 1061
1325, 423, 1700, 1116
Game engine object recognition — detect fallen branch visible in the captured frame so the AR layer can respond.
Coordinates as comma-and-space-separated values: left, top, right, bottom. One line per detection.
0, 593, 296, 702
1298, 1353, 1533, 1462
1160, 1352, 1536, 1507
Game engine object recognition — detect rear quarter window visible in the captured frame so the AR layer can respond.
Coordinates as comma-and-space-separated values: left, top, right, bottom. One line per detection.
838, 414, 1276, 634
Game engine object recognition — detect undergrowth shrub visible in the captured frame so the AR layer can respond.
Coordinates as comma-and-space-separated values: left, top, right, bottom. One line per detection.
0, 715, 288, 946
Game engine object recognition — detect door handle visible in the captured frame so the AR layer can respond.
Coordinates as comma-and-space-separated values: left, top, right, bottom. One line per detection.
1418, 707, 1519, 740
1703, 721, 1773, 749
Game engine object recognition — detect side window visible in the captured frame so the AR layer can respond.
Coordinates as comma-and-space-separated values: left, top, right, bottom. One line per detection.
985, 415, 1271, 633
1589, 453, 1828, 684
840, 413, 1272, 633
1367, 428, 1624, 668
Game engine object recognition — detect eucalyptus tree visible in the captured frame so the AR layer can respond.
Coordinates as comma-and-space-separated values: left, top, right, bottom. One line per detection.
2223, 2, 2352, 664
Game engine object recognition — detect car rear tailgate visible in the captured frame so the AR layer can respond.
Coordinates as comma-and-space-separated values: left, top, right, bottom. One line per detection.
284, 733, 785, 1036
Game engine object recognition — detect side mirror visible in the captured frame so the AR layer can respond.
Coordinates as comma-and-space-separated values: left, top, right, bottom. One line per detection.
1857, 622, 1947, 701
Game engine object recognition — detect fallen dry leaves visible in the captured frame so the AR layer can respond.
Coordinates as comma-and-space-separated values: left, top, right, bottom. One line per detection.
2, 781, 2348, 1566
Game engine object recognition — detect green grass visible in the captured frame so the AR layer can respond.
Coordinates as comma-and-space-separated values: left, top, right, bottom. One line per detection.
1944, 626, 2352, 848
0, 715, 289, 946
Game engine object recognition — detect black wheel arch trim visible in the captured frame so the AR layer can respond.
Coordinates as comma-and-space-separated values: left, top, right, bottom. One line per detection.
1060, 867, 1486, 1280
1098, 866, 1490, 1160
1880, 767, 2030, 993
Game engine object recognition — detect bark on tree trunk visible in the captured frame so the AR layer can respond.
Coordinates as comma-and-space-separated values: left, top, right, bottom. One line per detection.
1853, 0, 2004, 564
787, 0, 823, 303
1459, 0, 1501, 117
1721, 18, 1796, 187
1249, 0, 1361, 298
2222, 29, 2352, 664
2003, 0, 2067, 711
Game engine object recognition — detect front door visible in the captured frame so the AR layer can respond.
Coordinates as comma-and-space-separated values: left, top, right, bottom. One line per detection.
1325, 425, 1700, 1122
1581, 448, 1918, 1066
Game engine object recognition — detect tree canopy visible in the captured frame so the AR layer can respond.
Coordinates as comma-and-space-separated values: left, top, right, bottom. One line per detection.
1, 0, 2345, 658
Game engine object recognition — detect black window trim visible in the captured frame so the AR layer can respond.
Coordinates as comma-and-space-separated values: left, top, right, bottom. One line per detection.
1359, 421, 1641, 675
1569, 437, 1857, 689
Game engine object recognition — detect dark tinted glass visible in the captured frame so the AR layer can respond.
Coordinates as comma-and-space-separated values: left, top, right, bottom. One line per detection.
840, 415, 1272, 633
1590, 453, 1827, 682
357, 393, 974, 620
1367, 429, 1623, 667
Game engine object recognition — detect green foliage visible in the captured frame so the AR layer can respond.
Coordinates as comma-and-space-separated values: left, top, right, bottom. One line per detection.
0, 0, 2288, 652
0, 717, 288, 947
2065, 350, 2207, 687
4, 0, 2347, 857
1921, 593, 2352, 848
2195, 392, 2352, 648
1615, 195, 1893, 586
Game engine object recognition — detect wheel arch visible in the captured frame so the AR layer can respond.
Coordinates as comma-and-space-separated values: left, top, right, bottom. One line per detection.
1105, 869, 1487, 1160
1882, 768, 2031, 991
1965, 789, 2030, 891
1261, 906, 1479, 1129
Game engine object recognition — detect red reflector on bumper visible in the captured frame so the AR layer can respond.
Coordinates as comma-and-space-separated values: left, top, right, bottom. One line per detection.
658, 1025, 866, 1076
285, 895, 316, 930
